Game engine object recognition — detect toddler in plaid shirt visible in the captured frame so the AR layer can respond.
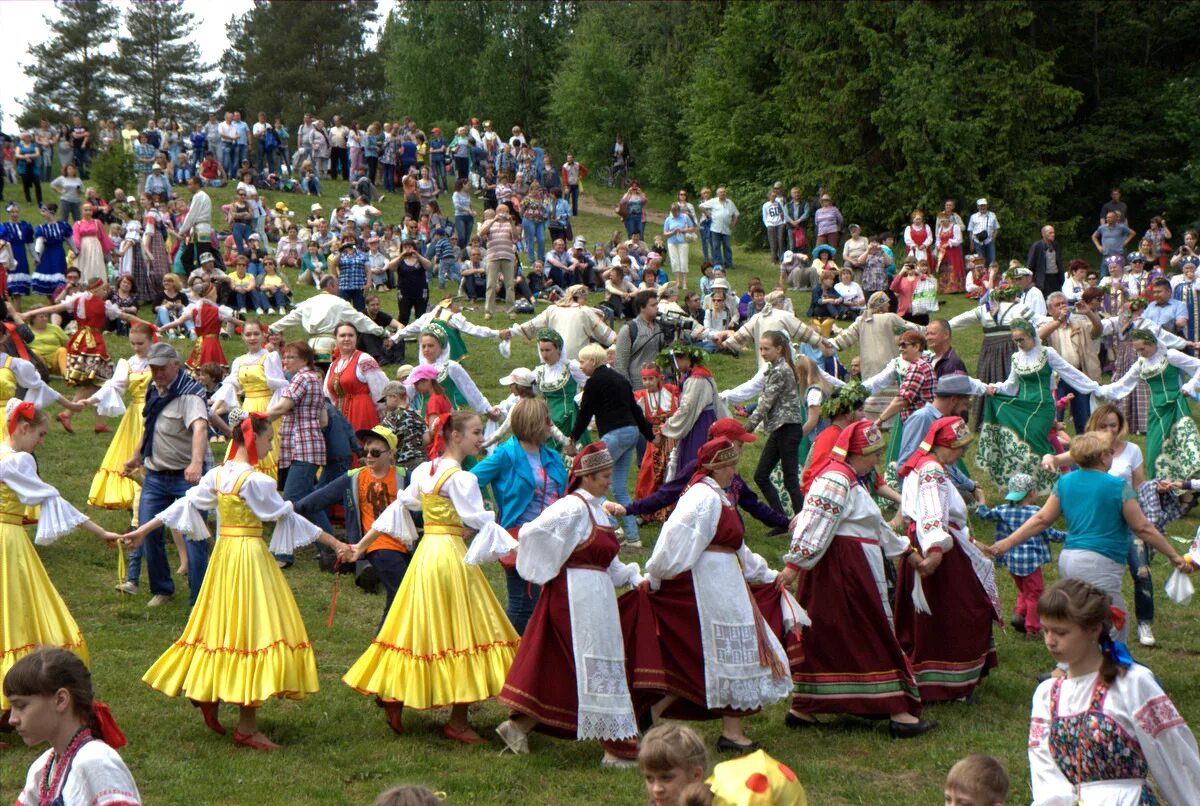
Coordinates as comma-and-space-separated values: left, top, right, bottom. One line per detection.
976, 472, 1066, 637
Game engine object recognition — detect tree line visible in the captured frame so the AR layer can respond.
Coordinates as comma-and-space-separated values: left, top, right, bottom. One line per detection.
19, 0, 1200, 249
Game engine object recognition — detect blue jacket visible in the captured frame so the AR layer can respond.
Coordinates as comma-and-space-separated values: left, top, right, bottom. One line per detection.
470, 436, 567, 529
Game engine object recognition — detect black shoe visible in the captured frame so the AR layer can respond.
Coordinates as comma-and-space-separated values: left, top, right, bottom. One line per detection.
784, 711, 819, 729
888, 719, 937, 739
1010, 615, 1026, 632
717, 735, 759, 753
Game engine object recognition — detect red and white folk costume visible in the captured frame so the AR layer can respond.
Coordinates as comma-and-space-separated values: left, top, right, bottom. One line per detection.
786, 420, 921, 717
181, 298, 237, 369
894, 416, 1000, 702
633, 367, 679, 506
499, 443, 643, 756
324, 349, 389, 432
640, 438, 799, 720
62, 285, 124, 385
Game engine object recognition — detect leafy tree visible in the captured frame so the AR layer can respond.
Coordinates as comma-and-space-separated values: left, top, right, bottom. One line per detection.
221, 0, 383, 126
113, 0, 219, 123
19, 1, 120, 127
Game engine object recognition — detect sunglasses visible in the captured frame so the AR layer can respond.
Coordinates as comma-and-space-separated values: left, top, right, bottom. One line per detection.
363, 448, 390, 458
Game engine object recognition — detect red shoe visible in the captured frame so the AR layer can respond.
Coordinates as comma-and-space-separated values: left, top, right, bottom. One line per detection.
442, 723, 488, 745
190, 699, 225, 735
383, 702, 404, 735
56, 412, 75, 434
94, 421, 110, 434
231, 730, 279, 750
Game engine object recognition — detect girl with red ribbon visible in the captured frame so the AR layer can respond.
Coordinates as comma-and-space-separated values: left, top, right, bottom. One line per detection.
4, 647, 140, 805
122, 409, 353, 750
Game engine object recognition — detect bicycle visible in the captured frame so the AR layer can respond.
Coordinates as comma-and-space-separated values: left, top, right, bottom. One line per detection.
602, 157, 630, 189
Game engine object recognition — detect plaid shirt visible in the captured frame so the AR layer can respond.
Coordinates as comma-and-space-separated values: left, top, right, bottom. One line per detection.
895, 358, 935, 421
337, 250, 369, 292
977, 503, 1066, 577
278, 367, 326, 467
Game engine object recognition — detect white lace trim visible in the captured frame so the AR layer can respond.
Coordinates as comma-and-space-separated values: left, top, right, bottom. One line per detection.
577, 711, 638, 742
710, 674, 792, 712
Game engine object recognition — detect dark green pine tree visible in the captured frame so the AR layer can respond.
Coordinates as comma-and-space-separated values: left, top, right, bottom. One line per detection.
113, 0, 220, 122
220, 0, 383, 125
19, 0, 120, 126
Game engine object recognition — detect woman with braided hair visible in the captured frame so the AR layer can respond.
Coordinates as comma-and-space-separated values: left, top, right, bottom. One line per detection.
976, 317, 1100, 491
123, 409, 352, 749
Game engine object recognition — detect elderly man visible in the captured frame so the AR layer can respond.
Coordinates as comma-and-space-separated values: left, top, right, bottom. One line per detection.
966, 198, 999, 265
1144, 278, 1190, 335
512, 284, 616, 360
1027, 224, 1063, 297
271, 275, 386, 365
925, 318, 967, 379
1039, 289, 1103, 433
1013, 266, 1047, 318
700, 186, 739, 269
121, 343, 213, 607
897, 373, 988, 499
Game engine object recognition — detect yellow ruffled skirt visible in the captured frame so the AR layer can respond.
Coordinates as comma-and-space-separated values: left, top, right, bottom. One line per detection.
343, 532, 519, 709
0, 524, 88, 709
143, 534, 319, 706
88, 403, 143, 510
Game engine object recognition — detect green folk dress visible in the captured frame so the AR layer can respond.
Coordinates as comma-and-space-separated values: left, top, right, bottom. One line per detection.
977, 347, 1098, 492
1099, 350, 1200, 482
535, 358, 592, 448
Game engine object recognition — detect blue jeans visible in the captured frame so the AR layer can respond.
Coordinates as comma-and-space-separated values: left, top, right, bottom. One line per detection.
136, 470, 210, 605
221, 143, 237, 178
711, 231, 733, 268
264, 288, 288, 308
975, 240, 996, 266
454, 214, 474, 249
156, 306, 196, 336
1055, 378, 1091, 434
601, 424, 640, 541
339, 287, 366, 312
431, 159, 448, 191
522, 219, 545, 267
568, 184, 580, 216
438, 258, 460, 289
1128, 541, 1155, 624
700, 222, 713, 262
504, 565, 541, 635
276, 461, 321, 564
234, 143, 247, 171
623, 216, 643, 238
232, 222, 251, 255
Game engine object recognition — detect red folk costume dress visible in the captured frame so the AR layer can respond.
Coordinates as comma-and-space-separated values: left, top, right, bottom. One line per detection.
324, 350, 389, 431
500, 490, 642, 753
633, 383, 679, 511
181, 299, 235, 369
786, 440, 921, 717
639, 475, 800, 720
935, 220, 965, 294
62, 292, 121, 385
894, 419, 1000, 703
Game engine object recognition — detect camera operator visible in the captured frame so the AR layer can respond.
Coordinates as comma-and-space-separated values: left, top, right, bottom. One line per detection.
613, 289, 664, 391
1169, 229, 1198, 270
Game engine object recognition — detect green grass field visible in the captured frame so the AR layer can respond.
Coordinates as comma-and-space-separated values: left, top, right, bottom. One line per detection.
1, 179, 1198, 804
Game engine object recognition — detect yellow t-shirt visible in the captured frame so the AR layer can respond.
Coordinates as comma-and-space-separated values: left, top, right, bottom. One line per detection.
260, 275, 285, 291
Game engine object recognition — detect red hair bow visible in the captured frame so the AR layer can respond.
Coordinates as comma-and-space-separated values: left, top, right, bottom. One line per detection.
90, 702, 127, 748
239, 412, 269, 466
7, 401, 36, 436
428, 412, 452, 460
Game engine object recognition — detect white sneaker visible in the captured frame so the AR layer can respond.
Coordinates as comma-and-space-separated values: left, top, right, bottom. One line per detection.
115, 581, 138, 595
277, 306, 286, 314
256, 308, 266, 316
147, 593, 174, 608
1138, 623, 1156, 646
267, 307, 276, 315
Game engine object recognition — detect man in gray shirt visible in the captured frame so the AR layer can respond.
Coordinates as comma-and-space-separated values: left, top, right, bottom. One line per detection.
121, 343, 214, 607
613, 289, 665, 392
1092, 211, 1135, 258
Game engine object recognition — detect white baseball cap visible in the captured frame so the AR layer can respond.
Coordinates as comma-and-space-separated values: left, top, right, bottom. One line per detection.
499, 367, 536, 388
976, 198, 988, 206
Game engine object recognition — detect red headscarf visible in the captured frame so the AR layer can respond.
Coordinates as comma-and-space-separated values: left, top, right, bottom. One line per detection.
7, 401, 36, 436
687, 437, 739, 487
896, 415, 971, 480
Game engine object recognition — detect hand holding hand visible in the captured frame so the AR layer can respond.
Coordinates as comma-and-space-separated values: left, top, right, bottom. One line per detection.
499, 329, 511, 340
184, 462, 202, 484
972, 486, 986, 505
66, 399, 86, 413
775, 565, 798, 591
603, 501, 627, 518
984, 385, 997, 397
121, 530, 145, 551
1040, 454, 1058, 474
100, 530, 121, 545
916, 552, 943, 578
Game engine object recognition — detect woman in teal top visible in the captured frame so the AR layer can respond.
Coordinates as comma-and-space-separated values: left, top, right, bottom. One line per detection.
976, 318, 1099, 492
986, 431, 1187, 643
1094, 328, 1200, 482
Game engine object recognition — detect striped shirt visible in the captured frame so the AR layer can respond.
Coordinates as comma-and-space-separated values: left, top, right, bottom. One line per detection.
485, 220, 517, 263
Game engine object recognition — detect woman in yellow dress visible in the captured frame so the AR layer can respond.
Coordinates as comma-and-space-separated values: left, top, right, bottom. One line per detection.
208, 320, 286, 478
121, 410, 353, 749
344, 410, 520, 744
84, 322, 154, 511
0, 325, 81, 441
0, 402, 121, 718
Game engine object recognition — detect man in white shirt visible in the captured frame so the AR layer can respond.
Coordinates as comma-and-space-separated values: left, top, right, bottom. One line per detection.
252, 112, 271, 173
270, 275, 386, 365
700, 186, 739, 269
217, 112, 238, 180
293, 113, 314, 175
967, 198, 999, 266
178, 176, 221, 273
1013, 267, 1046, 318
328, 115, 350, 181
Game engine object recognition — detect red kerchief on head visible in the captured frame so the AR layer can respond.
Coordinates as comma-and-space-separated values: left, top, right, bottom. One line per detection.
832, 419, 885, 459
708, 417, 757, 444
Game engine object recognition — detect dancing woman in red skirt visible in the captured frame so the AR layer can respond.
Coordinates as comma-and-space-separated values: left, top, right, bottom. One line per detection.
776, 419, 935, 738
159, 281, 237, 370
496, 442, 644, 767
